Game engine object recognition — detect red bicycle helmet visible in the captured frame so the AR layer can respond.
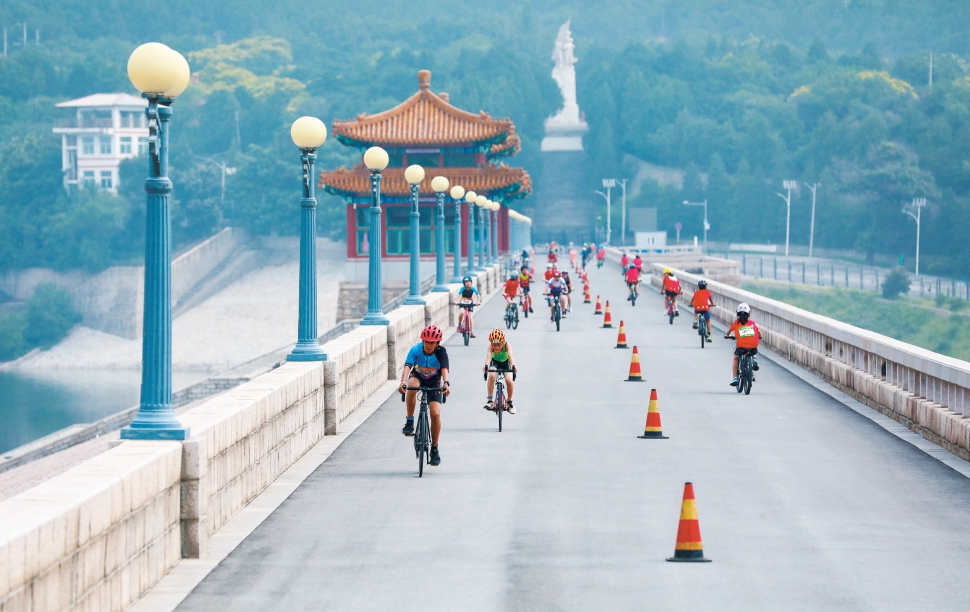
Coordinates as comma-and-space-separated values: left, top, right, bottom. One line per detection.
420, 324, 443, 342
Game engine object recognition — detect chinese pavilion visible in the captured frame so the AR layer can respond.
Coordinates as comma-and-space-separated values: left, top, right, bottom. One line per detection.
320, 70, 531, 281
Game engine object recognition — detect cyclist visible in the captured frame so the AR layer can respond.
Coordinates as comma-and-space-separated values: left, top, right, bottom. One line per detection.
620, 252, 630, 277
543, 262, 556, 282
690, 279, 715, 342
518, 265, 534, 313
483, 328, 518, 414
399, 325, 450, 466
546, 270, 567, 322
561, 270, 573, 314
633, 253, 644, 274
625, 264, 641, 301
502, 272, 520, 310
661, 268, 682, 316
547, 248, 558, 265
580, 244, 591, 268
457, 275, 481, 338
724, 303, 761, 386
596, 245, 605, 268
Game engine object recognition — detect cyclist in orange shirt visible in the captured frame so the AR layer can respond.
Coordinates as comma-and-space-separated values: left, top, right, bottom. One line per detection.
661, 268, 682, 316
690, 279, 715, 342
724, 303, 761, 386
502, 272, 520, 308
543, 263, 556, 282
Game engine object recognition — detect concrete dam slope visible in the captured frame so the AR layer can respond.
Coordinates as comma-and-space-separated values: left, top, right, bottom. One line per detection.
527, 149, 594, 245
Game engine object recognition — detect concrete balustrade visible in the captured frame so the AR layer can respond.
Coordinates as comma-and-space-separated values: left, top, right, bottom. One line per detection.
0, 263, 506, 611
649, 262, 970, 460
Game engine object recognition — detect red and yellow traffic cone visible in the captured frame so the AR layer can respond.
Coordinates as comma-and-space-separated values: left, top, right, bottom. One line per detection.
602, 301, 613, 328
583, 284, 591, 303
637, 388, 668, 438
615, 320, 628, 348
666, 483, 712, 562
625, 346, 644, 381
594, 296, 603, 315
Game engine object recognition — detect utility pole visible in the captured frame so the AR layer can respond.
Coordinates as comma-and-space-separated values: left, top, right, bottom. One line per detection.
806, 182, 820, 258
902, 197, 927, 275
595, 179, 615, 245
618, 178, 627, 246
776, 180, 797, 257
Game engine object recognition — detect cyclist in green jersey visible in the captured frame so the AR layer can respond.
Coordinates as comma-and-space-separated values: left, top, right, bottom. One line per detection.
483, 328, 518, 414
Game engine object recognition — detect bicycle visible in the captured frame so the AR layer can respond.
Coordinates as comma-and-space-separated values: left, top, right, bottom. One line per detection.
736, 350, 755, 394
665, 296, 677, 325
485, 367, 515, 432
519, 291, 532, 319
504, 300, 519, 330
629, 283, 638, 307
546, 293, 563, 331
455, 303, 474, 346
401, 385, 446, 477
696, 311, 710, 348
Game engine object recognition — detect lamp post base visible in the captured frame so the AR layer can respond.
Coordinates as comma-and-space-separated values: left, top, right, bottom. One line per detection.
361, 312, 391, 326
287, 342, 328, 362
121, 407, 190, 441
403, 295, 426, 305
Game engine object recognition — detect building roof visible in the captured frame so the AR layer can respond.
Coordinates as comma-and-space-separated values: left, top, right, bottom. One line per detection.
332, 71, 516, 150
56, 93, 147, 108
320, 163, 532, 201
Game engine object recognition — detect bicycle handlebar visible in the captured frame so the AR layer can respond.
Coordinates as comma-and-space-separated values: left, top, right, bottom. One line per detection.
401, 385, 448, 403
484, 367, 517, 381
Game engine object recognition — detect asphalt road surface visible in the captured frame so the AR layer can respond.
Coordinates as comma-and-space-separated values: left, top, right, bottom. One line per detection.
176, 264, 970, 611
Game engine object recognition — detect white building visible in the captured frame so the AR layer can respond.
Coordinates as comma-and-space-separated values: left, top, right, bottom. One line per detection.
52, 93, 148, 194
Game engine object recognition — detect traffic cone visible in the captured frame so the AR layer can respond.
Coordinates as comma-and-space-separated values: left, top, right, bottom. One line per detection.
602, 301, 613, 328
583, 285, 591, 304
625, 346, 644, 381
615, 320, 628, 348
637, 388, 668, 438
594, 296, 603, 315
666, 483, 711, 562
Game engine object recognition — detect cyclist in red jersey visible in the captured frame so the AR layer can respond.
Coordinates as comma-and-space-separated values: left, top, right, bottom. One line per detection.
690, 279, 715, 342
724, 303, 761, 386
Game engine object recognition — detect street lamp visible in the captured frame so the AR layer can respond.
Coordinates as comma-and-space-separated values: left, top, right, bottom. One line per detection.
902, 197, 927, 276
776, 180, 797, 257
682, 199, 709, 252
449, 185, 465, 282
489, 201, 499, 264
605, 178, 628, 245
464, 191, 477, 274
121, 42, 191, 441
431, 176, 450, 292
595, 179, 614, 245
806, 182, 821, 258
475, 194, 488, 270
361, 146, 390, 325
403, 164, 426, 305
286, 116, 329, 362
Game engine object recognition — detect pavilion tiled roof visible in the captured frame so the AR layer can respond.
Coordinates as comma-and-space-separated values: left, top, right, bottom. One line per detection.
319, 163, 532, 200
332, 70, 516, 150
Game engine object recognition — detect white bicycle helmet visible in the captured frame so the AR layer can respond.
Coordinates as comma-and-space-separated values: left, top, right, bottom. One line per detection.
736, 303, 751, 314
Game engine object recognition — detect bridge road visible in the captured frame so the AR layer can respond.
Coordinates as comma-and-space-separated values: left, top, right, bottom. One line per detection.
174, 264, 970, 611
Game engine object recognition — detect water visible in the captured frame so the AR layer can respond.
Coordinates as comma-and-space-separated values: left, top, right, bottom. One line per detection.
0, 369, 206, 455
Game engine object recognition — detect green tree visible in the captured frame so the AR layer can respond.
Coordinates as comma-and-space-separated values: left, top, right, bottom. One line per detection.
22, 284, 81, 349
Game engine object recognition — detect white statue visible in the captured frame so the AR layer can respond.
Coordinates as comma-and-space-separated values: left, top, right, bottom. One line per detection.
543, 20, 587, 151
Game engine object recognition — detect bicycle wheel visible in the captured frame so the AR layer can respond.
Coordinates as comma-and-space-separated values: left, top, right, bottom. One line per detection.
554, 303, 561, 331
631, 289, 637, 307
495, 383, 504, 432
416, 412, 428, 477
523, 298, 529, 318
736, 358, 746, 394
463, 321, 470, 346
505, 309, 512, 329
699, 319, 706, 348
669, 309, 675, 325
744, 373, 752, 395
512, 305, 519, 329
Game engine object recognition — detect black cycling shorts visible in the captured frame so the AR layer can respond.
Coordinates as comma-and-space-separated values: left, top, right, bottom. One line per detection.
734, 347, 758, 357
665, 290, 679, 298
408, 375, 443, 403
489, 359, 513, 373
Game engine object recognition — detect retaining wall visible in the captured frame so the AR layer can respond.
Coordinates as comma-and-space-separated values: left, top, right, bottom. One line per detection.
647, 261, 970, 460
0, 262, 505, 612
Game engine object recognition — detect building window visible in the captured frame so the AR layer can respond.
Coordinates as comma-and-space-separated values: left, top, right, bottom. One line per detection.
100, 137, 111, 155
65, 135, 77, 148
137, 137, 148, 156
120, 137, 132, 155
82, 136, 94, 155
100, 171, 113, 189
82, 170, 96, 187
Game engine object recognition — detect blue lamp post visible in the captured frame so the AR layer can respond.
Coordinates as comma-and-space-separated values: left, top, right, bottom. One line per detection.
361, 146, 391, 325
475, 195, 488, 270
403, 164, 426, 305
464, 191, 477, 274
484, 200, 495, 265
121, 42, 191, 441
287, 116, 329, 361
449, 185, 465, 282
431, 176, 450, 292
490, 201, 499, 264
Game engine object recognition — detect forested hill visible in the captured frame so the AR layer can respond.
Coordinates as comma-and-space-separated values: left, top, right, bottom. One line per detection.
0, 0, 968, 277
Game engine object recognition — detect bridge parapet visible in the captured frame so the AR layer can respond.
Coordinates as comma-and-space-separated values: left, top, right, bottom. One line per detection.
648, 261, 970, 460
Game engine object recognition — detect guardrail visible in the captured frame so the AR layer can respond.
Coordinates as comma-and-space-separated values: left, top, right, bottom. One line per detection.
640, 260, 970, 461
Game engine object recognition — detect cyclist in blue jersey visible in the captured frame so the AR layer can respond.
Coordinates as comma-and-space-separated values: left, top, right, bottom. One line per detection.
456, 276, 481, 338
545, 270, 567, 322
399, 325, 450, 466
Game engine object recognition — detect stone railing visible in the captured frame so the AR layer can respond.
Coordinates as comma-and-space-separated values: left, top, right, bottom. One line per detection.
0, 263, 505, 612
645, 261, 970, 461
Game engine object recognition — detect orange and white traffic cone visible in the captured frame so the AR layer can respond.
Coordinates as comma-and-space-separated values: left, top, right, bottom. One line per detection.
603, 301, 613, 328
666, 483, 711, 562
615, 320, 628, 348
594, 296, 603, 315
583, 284, 591, 304
625, 346, 644, 381
637, 388, 668, 438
